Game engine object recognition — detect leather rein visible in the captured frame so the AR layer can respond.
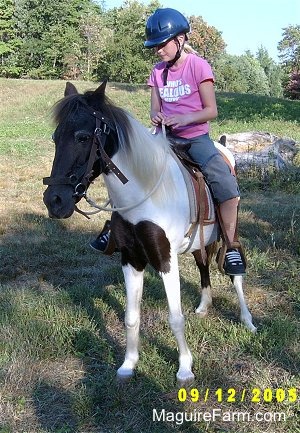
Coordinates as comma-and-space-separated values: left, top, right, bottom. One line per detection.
43, 108, 128, 202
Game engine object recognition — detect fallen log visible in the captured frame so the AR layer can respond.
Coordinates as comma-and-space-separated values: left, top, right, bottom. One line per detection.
219, 132, 299, 170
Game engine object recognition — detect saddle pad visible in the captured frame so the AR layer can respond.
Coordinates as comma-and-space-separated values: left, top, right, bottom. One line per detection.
170, 149, 215, 225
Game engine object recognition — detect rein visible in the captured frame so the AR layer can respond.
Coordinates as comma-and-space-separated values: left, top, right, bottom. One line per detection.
81, 123, 169, 215
83, 152, 168, 214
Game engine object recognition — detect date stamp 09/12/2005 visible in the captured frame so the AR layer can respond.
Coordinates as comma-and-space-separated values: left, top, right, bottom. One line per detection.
176, 387, 298, 404
152, 387, 299, 426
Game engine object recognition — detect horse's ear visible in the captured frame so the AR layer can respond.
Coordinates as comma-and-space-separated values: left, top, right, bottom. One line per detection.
64, 82, 78, 97
94, 79, 108, 97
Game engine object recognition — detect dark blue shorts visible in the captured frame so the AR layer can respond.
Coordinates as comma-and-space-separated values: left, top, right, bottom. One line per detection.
173, 133, 240, 203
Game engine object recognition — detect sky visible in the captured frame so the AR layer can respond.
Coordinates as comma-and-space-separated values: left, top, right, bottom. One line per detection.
104, 0, 300, 62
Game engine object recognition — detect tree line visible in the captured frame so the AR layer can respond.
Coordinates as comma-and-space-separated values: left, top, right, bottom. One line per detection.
1, 0, 299, 99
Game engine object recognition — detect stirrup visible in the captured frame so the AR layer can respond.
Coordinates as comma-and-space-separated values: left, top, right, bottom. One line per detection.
223, 248, 246, 276
216, 241, 246, 275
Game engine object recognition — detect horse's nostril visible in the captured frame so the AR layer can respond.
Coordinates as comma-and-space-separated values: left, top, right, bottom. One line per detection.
52, 195, 62, 206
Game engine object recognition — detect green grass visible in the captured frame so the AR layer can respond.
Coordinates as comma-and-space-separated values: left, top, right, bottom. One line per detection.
0, 78, 299, 433
213, 92, 300, 140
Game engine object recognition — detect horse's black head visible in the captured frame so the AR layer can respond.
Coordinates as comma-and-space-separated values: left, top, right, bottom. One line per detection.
43, 80, 127, 219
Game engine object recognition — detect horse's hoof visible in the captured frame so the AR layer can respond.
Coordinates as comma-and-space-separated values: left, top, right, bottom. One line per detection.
176, 370, 195, 386
247, 324, 257, 333
241, 315, 257, 333
117, 368, 134, 382
195, 307, 208, 317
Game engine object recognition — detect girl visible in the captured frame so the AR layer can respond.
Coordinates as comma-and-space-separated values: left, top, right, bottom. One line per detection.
145, 7, 244, 275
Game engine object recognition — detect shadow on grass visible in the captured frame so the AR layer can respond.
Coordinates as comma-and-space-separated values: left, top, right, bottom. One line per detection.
0, 213, 201, 432
1, 211, 299, 432
33, 382, 78, 432
239, 192, 299, 252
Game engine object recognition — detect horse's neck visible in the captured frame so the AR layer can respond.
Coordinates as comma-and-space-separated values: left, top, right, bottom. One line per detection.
103, 152, 148, 206
103, 150, 188, 217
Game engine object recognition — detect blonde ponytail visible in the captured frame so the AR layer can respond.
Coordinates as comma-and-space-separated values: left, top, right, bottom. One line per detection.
183, 43, 200, 56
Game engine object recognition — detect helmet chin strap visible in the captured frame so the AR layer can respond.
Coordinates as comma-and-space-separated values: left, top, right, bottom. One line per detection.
162, 37, 184, 86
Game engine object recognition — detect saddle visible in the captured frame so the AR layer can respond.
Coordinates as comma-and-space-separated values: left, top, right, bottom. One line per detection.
169, 137, 246, 271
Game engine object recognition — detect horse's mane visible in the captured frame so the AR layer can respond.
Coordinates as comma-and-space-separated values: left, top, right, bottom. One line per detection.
53, 89, 176, 202
53, 91, 132, 145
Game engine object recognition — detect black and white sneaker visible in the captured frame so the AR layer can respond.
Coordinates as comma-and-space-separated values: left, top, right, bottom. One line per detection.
90, 231, 110, 252
223, 248, 246, 276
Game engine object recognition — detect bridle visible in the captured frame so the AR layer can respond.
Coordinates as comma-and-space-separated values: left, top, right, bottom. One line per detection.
43, 108, 128, 200
43, 106, 168, 218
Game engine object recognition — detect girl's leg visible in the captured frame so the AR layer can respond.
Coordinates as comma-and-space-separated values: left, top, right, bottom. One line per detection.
219, 197, 239, 244
219, 197, 245, 275
188, 137, 245, 275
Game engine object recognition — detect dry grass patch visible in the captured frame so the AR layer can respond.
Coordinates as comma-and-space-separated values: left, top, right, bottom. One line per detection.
0, 357, 86, 433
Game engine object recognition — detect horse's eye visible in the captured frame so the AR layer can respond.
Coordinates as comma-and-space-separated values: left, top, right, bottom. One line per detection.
75, 132, 91, 144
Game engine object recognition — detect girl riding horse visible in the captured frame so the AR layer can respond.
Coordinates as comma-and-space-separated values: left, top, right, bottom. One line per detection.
91, 8, 245, 277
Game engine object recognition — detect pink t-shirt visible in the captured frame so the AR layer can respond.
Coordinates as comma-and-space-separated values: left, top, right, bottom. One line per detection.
147, 53, 214, 138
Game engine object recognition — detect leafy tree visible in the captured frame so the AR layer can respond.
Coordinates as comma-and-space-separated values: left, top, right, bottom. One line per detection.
213, 54, 247, 93
11, 0, 101, 78
278, 25, 300, 71
214, 53, 270, 95
256, 46, 283, 98
278, 25, 300, 99
256, 46, 274, 76
0, 0, 22, 76
79, 12, 112, 80
286, 71, 300, 99
101, 0, 159, 83
0, 0, 14, 59
236, 53, 270, 95
188, 15, 226, 64
41, 24, 83, 79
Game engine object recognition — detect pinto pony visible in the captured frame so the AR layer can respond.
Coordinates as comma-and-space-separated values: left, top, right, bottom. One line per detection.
43, 81, 256, 383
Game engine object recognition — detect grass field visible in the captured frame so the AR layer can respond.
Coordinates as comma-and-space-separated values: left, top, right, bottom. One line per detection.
0, 78, 299, 433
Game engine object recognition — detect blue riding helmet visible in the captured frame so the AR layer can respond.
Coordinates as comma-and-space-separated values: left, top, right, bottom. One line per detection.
144, 8, 190, 48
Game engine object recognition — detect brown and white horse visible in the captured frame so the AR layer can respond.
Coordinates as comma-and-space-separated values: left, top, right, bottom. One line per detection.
43, 81, 256, 383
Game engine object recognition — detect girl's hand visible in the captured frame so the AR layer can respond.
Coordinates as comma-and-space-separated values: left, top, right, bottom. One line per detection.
164, 114, 190, 128
151, 111, 166, 126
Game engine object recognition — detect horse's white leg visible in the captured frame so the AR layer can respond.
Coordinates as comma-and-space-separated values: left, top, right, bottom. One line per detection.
160, 253, 194, 384
117, 264, 144, 380
232, 275, 257, 333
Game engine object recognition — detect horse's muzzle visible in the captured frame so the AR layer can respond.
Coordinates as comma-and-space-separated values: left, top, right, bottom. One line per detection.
43, 185, 76, 219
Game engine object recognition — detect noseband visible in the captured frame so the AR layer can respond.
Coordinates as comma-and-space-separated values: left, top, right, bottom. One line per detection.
43, 108, 128, 198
